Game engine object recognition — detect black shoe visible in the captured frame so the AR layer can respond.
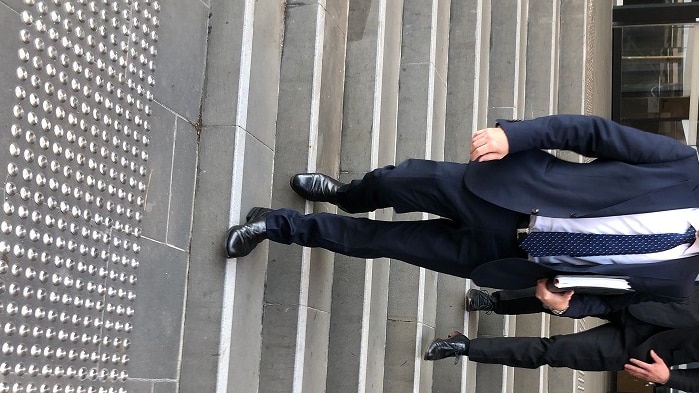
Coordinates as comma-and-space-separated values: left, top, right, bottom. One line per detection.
424, 332, 470, 361
466, 289, 496, 312
290, 173, 348, 211
225, 207, 271, 258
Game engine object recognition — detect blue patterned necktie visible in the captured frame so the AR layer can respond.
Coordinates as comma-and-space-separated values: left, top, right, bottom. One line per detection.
519, 226, 697, 257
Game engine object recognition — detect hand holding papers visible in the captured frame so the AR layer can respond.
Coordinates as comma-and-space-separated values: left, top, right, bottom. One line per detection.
547, 275, 634, 295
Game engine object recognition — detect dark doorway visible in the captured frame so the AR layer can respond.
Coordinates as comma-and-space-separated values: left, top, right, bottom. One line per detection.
612, 1, 699, 145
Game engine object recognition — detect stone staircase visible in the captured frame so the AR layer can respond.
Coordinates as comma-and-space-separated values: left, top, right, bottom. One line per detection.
183, 0, 613, 392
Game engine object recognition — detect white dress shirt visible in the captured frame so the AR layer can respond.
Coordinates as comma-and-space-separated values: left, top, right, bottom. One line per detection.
528, 208, 699, 266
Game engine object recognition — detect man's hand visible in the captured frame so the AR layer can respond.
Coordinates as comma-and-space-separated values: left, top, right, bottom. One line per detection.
470, 127, 510, 162
535, 278, 573, 312
624, 350, 670, 385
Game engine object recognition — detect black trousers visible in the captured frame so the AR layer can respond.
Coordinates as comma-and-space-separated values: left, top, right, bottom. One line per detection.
266, 159, 526, 278
490, 288, 549, 316
468, 310, 667, 371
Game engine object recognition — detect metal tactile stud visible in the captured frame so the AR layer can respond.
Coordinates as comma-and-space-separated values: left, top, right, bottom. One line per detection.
1, 0, 158, 390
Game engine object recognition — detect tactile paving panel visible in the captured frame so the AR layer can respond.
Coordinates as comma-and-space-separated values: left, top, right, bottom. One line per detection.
0, 0, 158, 391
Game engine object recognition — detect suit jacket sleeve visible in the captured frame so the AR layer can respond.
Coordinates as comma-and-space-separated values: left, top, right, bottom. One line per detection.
665, 368, 699, 391
563, 292, 671, 319
563, 295, 610, 317
497, 115, 696, 164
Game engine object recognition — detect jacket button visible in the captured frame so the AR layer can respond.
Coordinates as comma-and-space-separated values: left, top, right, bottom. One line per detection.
570, 213, 578, 217
531, 208, 539, 214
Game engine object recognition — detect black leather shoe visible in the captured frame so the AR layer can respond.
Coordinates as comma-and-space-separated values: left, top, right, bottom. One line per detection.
290, 173, 347, 210
466, 289, 496, 312
225, 207, 271, 258
424, 332, 470, 361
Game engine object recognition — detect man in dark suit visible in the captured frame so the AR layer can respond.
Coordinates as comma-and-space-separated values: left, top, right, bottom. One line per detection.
226, 115, 699, 315
423, 282, 699, 391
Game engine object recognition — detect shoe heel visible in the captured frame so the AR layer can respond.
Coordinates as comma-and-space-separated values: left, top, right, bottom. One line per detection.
246, 207, 267, 222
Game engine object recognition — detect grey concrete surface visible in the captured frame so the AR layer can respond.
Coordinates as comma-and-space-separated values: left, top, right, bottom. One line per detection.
129, 239, 188, 379
259, 2, 349, 392
558, 0, 587, 115
525, 0, 559, 118
223, 130, 275, 391
180, 125, 234, 393
444, 0, 486, 161
141, 103, 177, 244
153, 0, 208, 123
199, 0, 247, 127
488, 0, 527, 124
1, 0, 23, 13
181, 0, 286, 388
244, 0, 286, 149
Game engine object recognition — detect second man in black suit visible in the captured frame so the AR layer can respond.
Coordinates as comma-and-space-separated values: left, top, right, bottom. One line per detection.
423, 282, 699, 391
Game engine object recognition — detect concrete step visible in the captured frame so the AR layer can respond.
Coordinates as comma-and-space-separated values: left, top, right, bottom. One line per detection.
444, 0, 490, 161
260, 2, 350, 393
487, 0, 528, 125
524, 0, 560, 119
181, 0, 285, 392
325, 0, 403, 391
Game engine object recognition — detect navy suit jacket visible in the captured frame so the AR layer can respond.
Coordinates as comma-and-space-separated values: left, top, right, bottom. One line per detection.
466, 115, 699, 316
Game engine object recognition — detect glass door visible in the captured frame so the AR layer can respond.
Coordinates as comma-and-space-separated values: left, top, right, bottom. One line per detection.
612, 0, 699, 146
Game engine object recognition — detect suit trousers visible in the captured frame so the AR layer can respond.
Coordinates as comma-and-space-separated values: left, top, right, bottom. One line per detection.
266, 159, 526, 278
491, 288, 549, 316
467, 310, 667, 371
